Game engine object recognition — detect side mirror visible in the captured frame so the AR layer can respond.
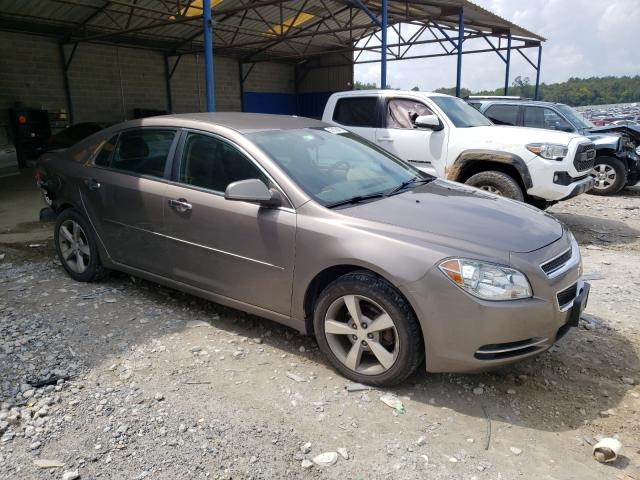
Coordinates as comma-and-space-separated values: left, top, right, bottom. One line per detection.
414, 114, 443, 131
225, 178, 282, 207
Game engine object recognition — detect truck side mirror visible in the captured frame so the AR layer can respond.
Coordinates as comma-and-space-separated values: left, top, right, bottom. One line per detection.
414, 114, 443, 131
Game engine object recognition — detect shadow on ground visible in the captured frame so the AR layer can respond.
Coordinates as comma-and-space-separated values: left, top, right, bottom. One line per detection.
552, 212, 640, 246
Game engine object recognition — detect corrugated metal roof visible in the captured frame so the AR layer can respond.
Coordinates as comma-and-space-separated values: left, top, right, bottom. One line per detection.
0, 0, 544, 60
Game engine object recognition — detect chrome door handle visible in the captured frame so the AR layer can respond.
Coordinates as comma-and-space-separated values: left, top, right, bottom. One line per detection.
168, 198, 192, 213
85, 178, 101, 190
377, 137, 394, 142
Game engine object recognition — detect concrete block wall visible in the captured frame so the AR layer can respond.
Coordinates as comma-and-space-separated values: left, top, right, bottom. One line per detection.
243, 62, 295, 93
0, 32, 67, 117
170, 54, 242, 113
298, 53, 353, 93
0, 31, 301, 126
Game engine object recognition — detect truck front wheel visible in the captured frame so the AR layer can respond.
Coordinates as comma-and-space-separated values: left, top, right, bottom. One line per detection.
590, 156, 627, 195
465, 171, 524, 202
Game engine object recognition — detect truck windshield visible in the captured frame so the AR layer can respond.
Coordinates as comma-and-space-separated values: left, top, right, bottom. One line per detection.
248, 128, 428, 207
556, 104, 594, 130
430, 96, 493, 128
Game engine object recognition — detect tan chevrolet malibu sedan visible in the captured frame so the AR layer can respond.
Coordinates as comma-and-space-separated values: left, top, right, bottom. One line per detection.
36, 113, 589, 386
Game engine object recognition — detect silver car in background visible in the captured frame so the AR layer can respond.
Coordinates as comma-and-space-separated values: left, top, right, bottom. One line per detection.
36, 113, 589, 386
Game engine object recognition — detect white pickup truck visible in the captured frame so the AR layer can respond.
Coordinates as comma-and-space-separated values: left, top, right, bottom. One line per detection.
322, 90, 596, 206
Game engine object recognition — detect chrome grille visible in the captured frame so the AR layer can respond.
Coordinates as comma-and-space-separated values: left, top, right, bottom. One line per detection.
541, 249, 572, 276
573, 143, 596, 171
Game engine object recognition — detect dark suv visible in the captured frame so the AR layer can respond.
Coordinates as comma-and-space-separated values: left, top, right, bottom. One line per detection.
468, 97, 640, 195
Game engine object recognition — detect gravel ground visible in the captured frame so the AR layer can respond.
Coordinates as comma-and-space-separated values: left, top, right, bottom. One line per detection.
1, 186, 639, 480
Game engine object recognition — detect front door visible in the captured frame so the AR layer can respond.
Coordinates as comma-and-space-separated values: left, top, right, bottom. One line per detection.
80, 128, 177, 275
163, 131, 296, 316
375, 97, 447, 176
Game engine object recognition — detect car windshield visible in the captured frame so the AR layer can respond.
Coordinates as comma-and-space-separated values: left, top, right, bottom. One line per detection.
430, 96, 493, 128
248, 128, 426, 207
556, 104, 594, 129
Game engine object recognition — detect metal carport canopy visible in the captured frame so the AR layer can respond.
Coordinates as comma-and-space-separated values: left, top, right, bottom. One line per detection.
0, 0, 545, 111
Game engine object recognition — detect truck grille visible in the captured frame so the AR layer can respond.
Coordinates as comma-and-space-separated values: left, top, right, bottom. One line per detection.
573, 143, 596, 171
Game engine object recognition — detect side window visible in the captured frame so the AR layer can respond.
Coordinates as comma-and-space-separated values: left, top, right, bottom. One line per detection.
94, 135, 118, 167
543, 108, 573, 131
484, 104, 518, 125
386, 98, 434, 129
110, 129, 176, 177
179, 132, 267, 193
333, 97, 378, 127
524, 107, 573, 131
523, 106, 545, 128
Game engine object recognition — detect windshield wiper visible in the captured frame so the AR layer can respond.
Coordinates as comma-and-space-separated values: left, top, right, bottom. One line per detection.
386, 175, 434, 196
325, 192, 387, 209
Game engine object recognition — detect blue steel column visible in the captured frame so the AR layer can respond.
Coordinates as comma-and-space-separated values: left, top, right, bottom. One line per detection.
534, 43, 542, 100
203, 0, 215, 112
504, 31, 511, 95
381, 0, 388, 89
455, 9, 464, 97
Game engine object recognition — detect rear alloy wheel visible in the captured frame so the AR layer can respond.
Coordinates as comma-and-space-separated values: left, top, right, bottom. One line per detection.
590, 156, 627, 195
464, 170, 525, 202
313, 271, 423, 386
54, 208, 108, 282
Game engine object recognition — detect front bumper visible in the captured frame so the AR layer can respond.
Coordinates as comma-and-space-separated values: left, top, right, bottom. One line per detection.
557, 175, 595, 200
401, 235, 588, 373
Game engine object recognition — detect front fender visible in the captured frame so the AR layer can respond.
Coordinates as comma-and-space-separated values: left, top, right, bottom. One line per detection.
447, 149, 533, 189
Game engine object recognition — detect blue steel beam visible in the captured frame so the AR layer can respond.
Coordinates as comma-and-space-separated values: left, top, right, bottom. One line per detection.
455, 9, 463, 97
534, 43, 542, 100
504, 30, 511, 95
203, 0, 215, 112
381, 0, 387, 88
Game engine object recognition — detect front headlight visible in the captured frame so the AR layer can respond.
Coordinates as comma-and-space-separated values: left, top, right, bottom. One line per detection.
439, 258, 532, 301
635, 146, 640, 156
526, 143, 568, 160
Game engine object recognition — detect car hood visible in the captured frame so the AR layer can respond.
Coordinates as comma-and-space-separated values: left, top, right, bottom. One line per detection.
458, 125, 582, 147
340, 179, 563, 254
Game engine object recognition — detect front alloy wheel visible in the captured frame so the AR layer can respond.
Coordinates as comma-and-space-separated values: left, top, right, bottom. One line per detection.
313, 271, 424, 386
324, 294, 399, 375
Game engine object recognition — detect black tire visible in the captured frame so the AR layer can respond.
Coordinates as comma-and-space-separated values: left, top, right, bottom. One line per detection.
465, 170, 524, 201
589, 156, 628, 196
313, 270, 424, 387
54, 208, 109, 282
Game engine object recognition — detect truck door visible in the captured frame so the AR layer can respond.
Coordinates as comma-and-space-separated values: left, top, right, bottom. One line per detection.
329, 96, 381, 143
375, 97, 447, 176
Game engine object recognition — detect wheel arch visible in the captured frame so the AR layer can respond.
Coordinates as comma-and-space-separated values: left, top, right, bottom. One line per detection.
302, 264, 421, 338
447, 150, 533, 191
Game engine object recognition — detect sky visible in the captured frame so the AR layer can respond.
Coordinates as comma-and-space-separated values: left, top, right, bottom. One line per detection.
353, 0, 640, 92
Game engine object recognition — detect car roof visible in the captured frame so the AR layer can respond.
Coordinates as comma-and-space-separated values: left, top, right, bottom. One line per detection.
472, 99, 565, 108
111, 112, 328, 135
331, 89, 450, 98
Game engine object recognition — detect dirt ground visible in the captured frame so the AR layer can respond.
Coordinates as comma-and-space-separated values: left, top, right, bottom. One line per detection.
1, 172, 639, 480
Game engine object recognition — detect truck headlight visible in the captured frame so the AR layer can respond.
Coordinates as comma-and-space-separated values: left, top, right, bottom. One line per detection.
439, 258, 532, 301
526, 143, 568, 160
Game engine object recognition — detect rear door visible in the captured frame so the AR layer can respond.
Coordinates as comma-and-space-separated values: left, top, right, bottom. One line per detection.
483, 103, 520, 126
163, 130, 296, 316
374, 96, 446, 175
80, 128, 178, 275
330, 96, 381, 142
